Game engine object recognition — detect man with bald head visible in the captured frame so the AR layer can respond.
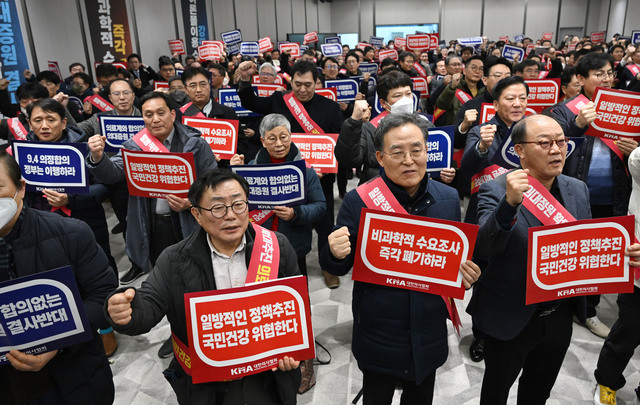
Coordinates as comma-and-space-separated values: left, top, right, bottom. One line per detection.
468, 114, 640, 404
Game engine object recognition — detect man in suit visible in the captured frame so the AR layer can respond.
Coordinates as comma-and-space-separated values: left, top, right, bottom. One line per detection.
468, 114, 640, 404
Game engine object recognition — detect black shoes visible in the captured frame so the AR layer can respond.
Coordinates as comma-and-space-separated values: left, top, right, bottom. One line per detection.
470, 337, 485, 362
158, 337, 173, 359
120, 266, 145, 284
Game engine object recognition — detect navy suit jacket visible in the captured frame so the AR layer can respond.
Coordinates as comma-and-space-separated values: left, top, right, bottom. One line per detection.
467, 173, 590, 340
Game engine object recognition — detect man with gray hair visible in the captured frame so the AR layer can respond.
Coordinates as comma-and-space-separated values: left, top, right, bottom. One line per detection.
258, 63, 280, 86
320, 112, 480, 404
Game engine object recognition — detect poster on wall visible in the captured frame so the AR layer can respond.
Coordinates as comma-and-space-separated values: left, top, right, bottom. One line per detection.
180, 0, 209, 56
0, 0, 31, 104
84, 0, 134, 65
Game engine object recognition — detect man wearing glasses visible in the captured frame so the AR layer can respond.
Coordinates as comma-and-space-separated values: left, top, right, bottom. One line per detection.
106, 169, 302, 404
436, 55, 485, 126
321, 112, 481, 405
549, 52, 638, 340
468, 114, 639, 404
180, 66, 237, 121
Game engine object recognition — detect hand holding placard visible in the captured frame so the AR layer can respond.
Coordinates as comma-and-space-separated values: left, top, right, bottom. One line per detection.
108, 288, 136, 325
460, 260, 481, 289
6, 349, 58, 372
478, 124, 497, 152
88, 135, 107, 162
272, 356, 300, 372
506, 169, 530, 207
575, 101, 596, 128
615, 137, 639, 157
328, 226, 351, 260
627, 244, 640, 267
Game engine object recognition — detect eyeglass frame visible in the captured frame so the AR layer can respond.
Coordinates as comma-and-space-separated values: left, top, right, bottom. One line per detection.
380, 148, 427, 161
518, 138, 568, 150
192, 200, 249, 218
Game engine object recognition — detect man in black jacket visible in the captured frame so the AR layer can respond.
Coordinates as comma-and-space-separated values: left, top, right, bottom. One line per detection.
180, 66, 237, 120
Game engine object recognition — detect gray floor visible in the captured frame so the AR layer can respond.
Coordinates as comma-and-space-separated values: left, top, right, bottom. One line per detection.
104, 177, 640, 404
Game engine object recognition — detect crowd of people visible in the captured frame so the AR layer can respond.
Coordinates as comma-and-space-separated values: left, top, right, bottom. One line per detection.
1, 29, 640, 405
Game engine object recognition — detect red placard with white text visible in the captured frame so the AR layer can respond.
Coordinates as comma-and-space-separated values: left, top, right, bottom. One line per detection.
378, 49, 398, 62
182, 117, 238, 159
585, 87, 640, 141
429, 34, 440, 50
202, 40, 224, 55
198, 44, 221, 60
353, 209, 478, 299
185, 276, 315, 383
84, 94, 114, 112
542, 32, 553, 41
394, 37, 406, 49
251, 75, 284, 86
168, 39, 186, 55
259, 37, 273, 53
153, 81, 169, 90
411, 77, 429, 98
357, 42, 368, 51
47, 61, 63, 80
279, 43, 300, 58
121, 149, 196, 198
590, 31, 606, 43
524, 79, 560, 112
406, 34, 430, 51
526, 216, 634, 305
291, 133, 338, 173
253, 84, 282, 98
315, 88, 337, 102
303, 31, 318, 45
479, 103, 537, 123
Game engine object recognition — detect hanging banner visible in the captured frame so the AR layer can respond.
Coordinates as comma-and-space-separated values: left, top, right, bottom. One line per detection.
180, 0, 208, 56
84, 0, 133, 63
0, 0, 32, 103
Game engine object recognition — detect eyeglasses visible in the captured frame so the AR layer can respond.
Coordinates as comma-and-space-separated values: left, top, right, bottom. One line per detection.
264, 134, 290, 144
466, 65, 483, 72
111, 90, 133, 97
519, 138, 567, 150
524, 68, 539, 74
193, 200, 248, 218
592, 71, 614, 80
324, 64, 339, 69
260, 72, 276, 77
382, 148, 427, 161
187, 81, 209, 90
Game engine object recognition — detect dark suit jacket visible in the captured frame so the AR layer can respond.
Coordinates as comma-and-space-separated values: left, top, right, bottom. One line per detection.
467, 173, 590, 340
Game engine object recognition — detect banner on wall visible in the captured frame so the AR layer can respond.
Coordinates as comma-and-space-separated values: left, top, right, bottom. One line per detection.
85, 0, 133, 64
0, 0, 31, 104
180, 0, 209, 56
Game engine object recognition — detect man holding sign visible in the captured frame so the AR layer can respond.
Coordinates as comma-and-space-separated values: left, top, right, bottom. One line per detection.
106, 170, 302, 404
321, 113, 480, 405
468, 114, 640, 404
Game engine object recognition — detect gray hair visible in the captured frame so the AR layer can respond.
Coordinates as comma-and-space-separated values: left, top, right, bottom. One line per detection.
373, 112, 430, 152
259, 113, 291, 138
258, 62, 277, 76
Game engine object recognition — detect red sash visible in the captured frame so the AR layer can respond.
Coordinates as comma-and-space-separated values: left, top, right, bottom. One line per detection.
132, 128, 170, 153
370, 111, 388, 128
626, 64, 640, 77
470, 164, 510, 195
84, 95, 115, 112
284, 92, 325, 134
180, 101, 206, 118
249, 209, 275, 225
432, 107, 446, 121
455, 89, 472, 105
355, 176, 463, 334
413, 62, 427, 78
172, 222, 281, 373
7, 118, 28, 140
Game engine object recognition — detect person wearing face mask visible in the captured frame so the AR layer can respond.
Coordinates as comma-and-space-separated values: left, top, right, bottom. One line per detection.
0, 150, 118, 405
167, 75, 190, 107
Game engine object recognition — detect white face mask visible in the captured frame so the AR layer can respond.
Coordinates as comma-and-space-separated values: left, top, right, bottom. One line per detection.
0, 191, 19, 230
390, 96, 414, 114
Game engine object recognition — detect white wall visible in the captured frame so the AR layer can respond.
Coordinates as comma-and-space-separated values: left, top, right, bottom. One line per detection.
134, 0, 175, 63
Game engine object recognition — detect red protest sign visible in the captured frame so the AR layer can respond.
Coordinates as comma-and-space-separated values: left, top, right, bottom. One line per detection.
591, 31, 606, 43
394, 37, 406, 49
47, 61, 63, 80
525, 79, 560, 112
378, 49, 398, 62
586, 87, 640, 141
291, 133, 338, 173
279, 42, 300, 58
259, 37, 273, 53
168, 39, 186, 55
122, 149, 196, 198
353, 209, 478, 299
182, 117, 239, 160
411, 77, 429, 99
153, 81, 169, 90
429, 34, 440, 50
357, 42, 369, 51
568, 43, 577, 51
202, 40, 224, 54
315, 88, 337, 102
526, 44, 535, 55
542, 32, 553, 41
253, 84, 282, 98
479, 103, 536, 124
565, 94, 590, 115
84, 94, 114, 112
198, 43, 221, 60
406, 34, 430, 51
303, 31, 318, 44
185, 276, 315, 383
526, 216, 634, 305
499, 36, 509, 43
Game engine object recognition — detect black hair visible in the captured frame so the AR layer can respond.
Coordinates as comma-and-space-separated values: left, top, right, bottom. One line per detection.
71, 72, 91, 85
16, 82, 49, 102
515, 59, 540, 72
139, 91, 175, 111
461, 46, 474, 55
376, 70, 412, 102
291, 60, 318, 82
0, 149, 22, 190
181, 66, 210, 84
576, 52, 614, 77
373, 112, 429, 152
465, 55, 483, 66
158, 56, 174, 68
68, 62, 85, 72
208, 63, 227, 78
492, 75, 529, 99
609, 44, 625, 54
560, 67, 577, 88
380, 58, 398, 70
116, 67, 133, 80
322, 57, 338, 69
36, 71, 61, 85
188, 169, 250, 208
398, 51, 415, 63
345, 51, 359, 63
96, 63, 118, 79
127, 53, 141, 62
27, 98, 66, 121
106, 78, 135, 94
185, 55, 196, 63
363, 46, 374, 55
483, 56, 512, 76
